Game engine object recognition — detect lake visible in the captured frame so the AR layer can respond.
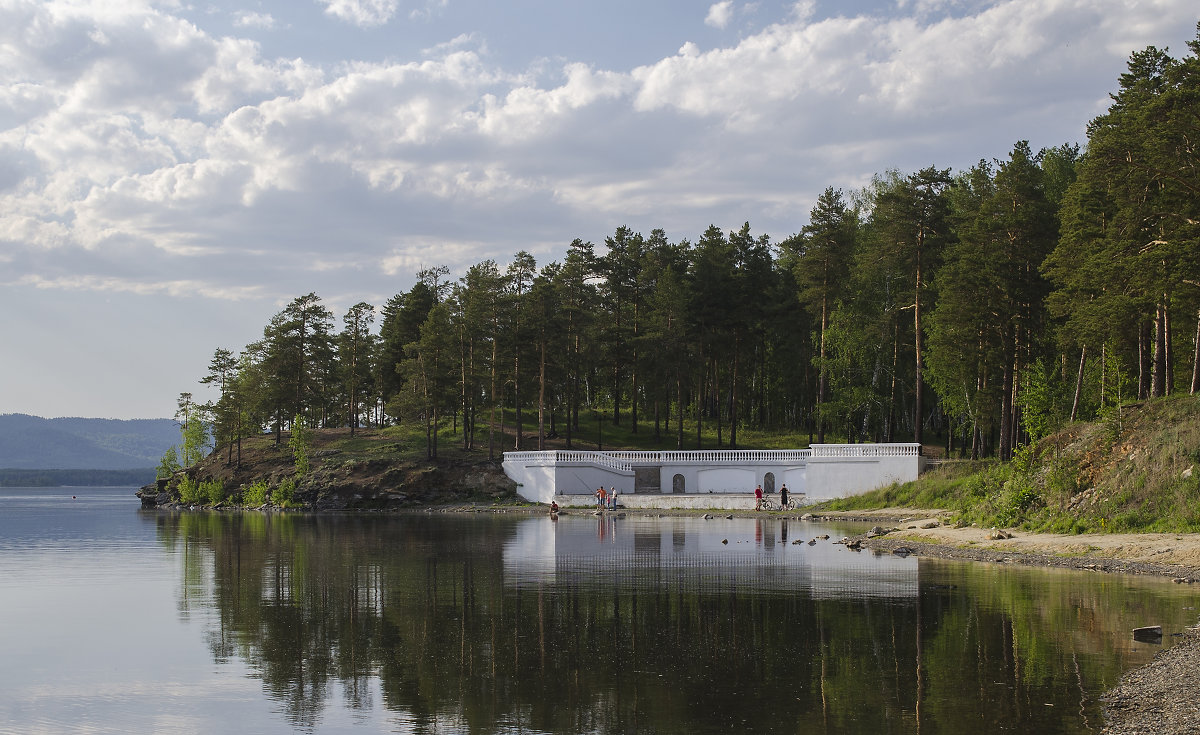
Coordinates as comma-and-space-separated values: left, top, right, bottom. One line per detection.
1, 487, 1197, 734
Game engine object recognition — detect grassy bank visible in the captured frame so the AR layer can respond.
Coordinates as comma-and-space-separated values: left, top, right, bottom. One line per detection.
821, 394, 1200, 534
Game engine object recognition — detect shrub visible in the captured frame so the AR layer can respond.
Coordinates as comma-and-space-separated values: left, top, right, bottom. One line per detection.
289, 415, 313, 477
271, 478, 296, 507
178, 476, 202, 504
242, 480, 269, 507
202, 479, 225, 505
157, 446, 181, 480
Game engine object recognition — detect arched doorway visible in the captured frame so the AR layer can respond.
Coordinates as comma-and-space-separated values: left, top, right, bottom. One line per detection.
763, 472, 776, 495
672, 474, 686, 494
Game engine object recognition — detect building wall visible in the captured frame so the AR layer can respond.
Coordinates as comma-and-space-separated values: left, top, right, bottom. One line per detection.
804, 456, 922, 500
504, 446, 922, 504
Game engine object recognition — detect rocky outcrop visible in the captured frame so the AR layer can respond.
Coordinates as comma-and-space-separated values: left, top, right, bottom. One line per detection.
138, 434, 517, 511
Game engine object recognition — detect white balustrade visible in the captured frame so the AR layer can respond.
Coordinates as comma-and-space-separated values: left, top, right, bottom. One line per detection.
808, 443, 920, 459
506, 449, 826, 467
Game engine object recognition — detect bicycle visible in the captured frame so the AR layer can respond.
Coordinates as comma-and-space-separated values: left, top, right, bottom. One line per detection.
761, 497, 801, 511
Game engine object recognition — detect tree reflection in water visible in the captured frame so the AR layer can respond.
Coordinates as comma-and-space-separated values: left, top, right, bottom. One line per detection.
152, 512, 1197, 734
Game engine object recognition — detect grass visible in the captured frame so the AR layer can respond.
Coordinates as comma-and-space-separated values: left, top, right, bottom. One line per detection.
820, 394, 1200, 535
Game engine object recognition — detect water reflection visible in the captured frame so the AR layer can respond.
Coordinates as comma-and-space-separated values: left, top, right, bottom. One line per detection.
147, 511, 1200, 734
504, 515, 918, 599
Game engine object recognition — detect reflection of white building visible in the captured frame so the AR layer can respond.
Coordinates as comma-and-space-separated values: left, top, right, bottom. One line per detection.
502, 445, 927, 507
502, 515, 918, 599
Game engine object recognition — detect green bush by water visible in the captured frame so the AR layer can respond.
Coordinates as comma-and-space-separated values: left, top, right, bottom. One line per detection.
242, 480, 269, 506
272, 478, 296, 507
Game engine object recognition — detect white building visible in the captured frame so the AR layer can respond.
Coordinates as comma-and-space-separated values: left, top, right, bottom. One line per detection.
502, 444, 926, 508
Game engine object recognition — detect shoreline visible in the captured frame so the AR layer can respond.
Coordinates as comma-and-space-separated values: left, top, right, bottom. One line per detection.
137, 498, 1200, 731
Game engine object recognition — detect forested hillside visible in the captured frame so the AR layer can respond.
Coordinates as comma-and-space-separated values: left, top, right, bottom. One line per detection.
0, 414, 177, 469
188, 28, 1200, 465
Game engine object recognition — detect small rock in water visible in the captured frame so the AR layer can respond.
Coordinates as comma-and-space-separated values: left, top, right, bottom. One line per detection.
808, 538, 817, 545
1132, 625, 1163, 642
867, 526, 887, 538
892, 547, 914, 557
722, 538, 728, 545
800, 513, 813, 521
726, 514, 733, 519
846, 538, 863, 550
792, 539, 804, 545
703, 513, 713, 520
819, 534, 830, 540
1173, 577, 1194, 584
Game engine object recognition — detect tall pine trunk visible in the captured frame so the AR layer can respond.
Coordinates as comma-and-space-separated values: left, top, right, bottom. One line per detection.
1152, 301, 1166, 398
914, 249, 925, 446
514, 347, 522, 450
1138, 320, 1151, 400
1164, 298, 1174, 395
1070, 346, 1087, 422
730, 334, 740, 450
817, 292, 828, 444
488, 330, 498, 460
537, 339, 546, 450
998, 353, 1014, 462
714, 357, 722, 447
1191, 309, 1200, 395
676, 373, 684, 450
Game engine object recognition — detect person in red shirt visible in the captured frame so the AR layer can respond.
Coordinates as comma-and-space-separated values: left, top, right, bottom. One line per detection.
754, 484, 763, 511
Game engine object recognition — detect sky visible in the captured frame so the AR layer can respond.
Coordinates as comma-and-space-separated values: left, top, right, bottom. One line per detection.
1, 0, 1197, 420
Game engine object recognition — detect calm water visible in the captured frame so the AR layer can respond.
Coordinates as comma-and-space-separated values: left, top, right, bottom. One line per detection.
2, 488, 1198, 734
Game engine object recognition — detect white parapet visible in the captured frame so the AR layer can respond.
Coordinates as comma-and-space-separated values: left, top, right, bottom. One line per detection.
805, 443, 925, 499
503, 451, 635, 504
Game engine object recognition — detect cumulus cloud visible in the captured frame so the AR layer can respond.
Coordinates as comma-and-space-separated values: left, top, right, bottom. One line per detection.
233, 11, 275, 29
3, 0, 1198, 419
317, 0, 399, 27
409, 0, 449, 21
2, 0, 1197, 310
705, 1, 734, 29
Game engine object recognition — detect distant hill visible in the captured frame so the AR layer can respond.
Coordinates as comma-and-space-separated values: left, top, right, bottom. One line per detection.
0, 414, 177, 470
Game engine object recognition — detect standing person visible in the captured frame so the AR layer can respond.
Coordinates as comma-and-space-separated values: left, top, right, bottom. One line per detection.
595, 487, 603, 507
609, 486, 618, 510
754, 484, 763, 511
599, 486, 608, 509
780, 484, 789, 509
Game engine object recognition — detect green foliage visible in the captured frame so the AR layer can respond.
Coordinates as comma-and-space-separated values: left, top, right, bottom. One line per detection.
177, 476, 225, 506
180, 406, 211, 467
288, 414, 313, 476
202, 479, 225, 505
242, 480, 269, 506
1019, 359, 1067, 441
157, 446, 181, 480
826, 394, 1200, 534
178, 476, 202, 504
271, 478, 296, 507
166, 30, 1200, 469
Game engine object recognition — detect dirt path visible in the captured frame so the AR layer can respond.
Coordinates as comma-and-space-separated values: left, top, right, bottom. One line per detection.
814, 507, 1200, 577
